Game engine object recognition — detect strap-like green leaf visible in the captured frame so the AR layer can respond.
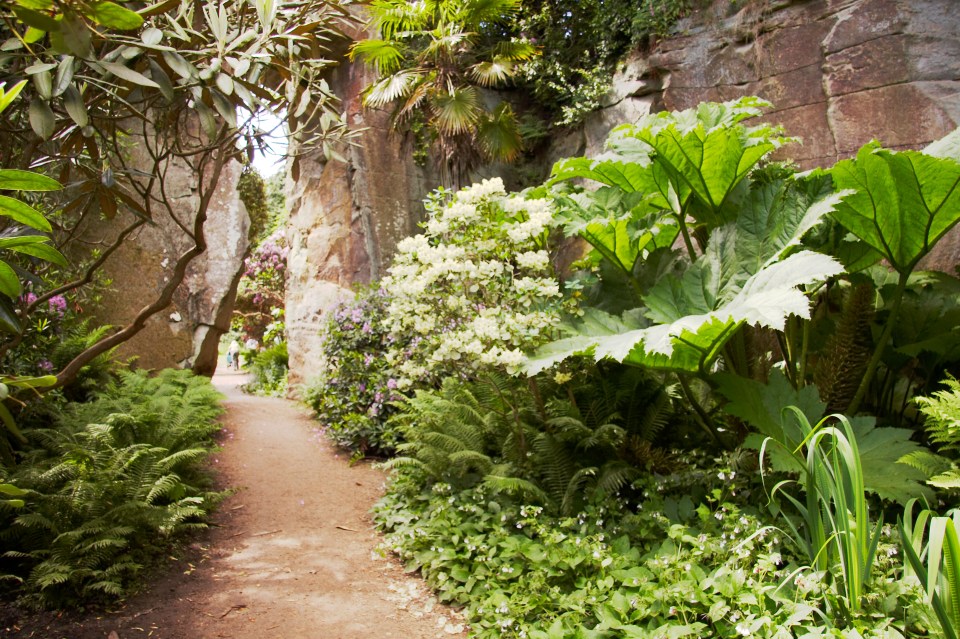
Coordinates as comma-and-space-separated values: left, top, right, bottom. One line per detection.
0, 402, 27, 444
0, 169, 60, 192
2, 241, 68, 266
0, 261, 21, 297
85, 1, 144, 29
99, 61, 161, 89
0, 197, 52, 232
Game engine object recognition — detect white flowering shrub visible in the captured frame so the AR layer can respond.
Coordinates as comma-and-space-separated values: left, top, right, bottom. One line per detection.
382, 178, 570, 387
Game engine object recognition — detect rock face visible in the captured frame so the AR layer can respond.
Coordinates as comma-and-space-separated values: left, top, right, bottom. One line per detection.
92, 147, 249, 376
285, 27, 438, 389
284, 0, 960, 387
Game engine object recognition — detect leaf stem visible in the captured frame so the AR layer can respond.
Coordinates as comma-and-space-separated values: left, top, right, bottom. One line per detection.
676, 374, 728, 449
846, 272, 909, 415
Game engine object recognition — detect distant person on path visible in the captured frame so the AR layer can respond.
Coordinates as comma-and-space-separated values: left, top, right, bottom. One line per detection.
229, 340, 240, 371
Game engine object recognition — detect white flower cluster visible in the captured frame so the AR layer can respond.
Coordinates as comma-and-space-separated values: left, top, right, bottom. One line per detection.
381, 178, 567, 386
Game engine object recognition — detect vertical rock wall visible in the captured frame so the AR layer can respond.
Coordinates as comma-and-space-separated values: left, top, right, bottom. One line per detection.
92, 148, 249, 375
284, 0, 960, 388
285, 31, 438, 389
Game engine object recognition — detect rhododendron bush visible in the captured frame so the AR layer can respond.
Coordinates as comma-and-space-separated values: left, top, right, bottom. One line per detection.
233, 230, 288, 343
305, 178, 577, 455
381, 178, 574, 388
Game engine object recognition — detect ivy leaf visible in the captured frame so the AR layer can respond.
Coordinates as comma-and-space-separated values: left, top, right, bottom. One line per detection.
829, 141, 960, 274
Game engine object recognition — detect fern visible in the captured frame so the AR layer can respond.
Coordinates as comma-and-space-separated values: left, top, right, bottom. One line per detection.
918, 376, 960, 454
0, 368, 226, 607
388, 369, 681, 515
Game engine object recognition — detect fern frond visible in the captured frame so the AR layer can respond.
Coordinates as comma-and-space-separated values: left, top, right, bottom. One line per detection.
483, 474, 548, 504
929, 470, 960, 489
899, 449, 954, 479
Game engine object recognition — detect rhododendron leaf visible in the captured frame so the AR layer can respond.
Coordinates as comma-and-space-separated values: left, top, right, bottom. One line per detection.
829, 140, 960, 274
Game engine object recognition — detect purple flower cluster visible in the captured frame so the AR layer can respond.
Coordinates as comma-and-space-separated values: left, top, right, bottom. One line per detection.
21, 292, 68, 318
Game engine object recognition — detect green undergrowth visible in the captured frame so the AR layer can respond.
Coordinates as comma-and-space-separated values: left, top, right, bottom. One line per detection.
375, 460, 935, 639
0, 369, 226, 608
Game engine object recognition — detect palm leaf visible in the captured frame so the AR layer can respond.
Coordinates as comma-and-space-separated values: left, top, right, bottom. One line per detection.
469, 58, 514, 87
430, 85, 480, 135
363, 70, 423, 108
460, 0, 520, 26
476, 102, 522, 162
492, 39, 537, 61
349, 39, 405, 74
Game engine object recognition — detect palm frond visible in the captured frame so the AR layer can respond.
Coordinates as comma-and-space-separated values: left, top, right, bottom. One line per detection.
364, 70, 424, 108
459, 0, 520, 27
349, 39, 406, 74
492, 39, 538, 61
468, 59, 514, 88
430, 85, 480, 135
476, 102, 521, 162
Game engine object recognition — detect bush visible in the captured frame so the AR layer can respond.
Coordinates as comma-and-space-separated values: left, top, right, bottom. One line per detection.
0, 369, 225, 608
303, 287, 403, 456
243, 341, 289, 397
380, 178, 573, 388
375, 456, 922, 639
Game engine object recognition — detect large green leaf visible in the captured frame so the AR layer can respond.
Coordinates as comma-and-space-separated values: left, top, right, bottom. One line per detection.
549, 155, 659, 195
0, 169, 60, 192
554, 188, 678, 280
85, 1, 144, 29
0, 239, 67, 266
0, 194, 53, 231
527, 253, 840, 375
621, 97, 793, 227
0, 261, 21, 297
830, 140, 960, 274
719, 371, 933, 503
717, 369, 826, 474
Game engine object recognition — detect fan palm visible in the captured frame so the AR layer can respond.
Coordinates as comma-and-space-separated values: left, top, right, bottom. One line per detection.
350, 0, 536, 186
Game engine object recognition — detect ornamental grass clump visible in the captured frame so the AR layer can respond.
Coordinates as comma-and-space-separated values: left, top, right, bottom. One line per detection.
381, 178, 573, 388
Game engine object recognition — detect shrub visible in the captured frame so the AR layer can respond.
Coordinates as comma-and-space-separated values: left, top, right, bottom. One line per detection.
375, 455, 919, 639
243, 341, 289, 397
303, 287, 403, 456
0, 369, 225, 608
381, 178, 574, 388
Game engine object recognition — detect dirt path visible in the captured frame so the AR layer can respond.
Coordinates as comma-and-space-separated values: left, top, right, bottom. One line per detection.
2, 367, 466, 639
